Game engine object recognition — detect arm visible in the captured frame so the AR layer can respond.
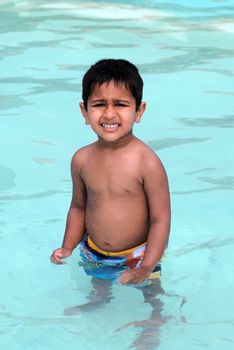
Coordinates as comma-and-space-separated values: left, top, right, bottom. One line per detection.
119, 153, 171, 284
51, 153, 87, 264
139, 156, 171, 271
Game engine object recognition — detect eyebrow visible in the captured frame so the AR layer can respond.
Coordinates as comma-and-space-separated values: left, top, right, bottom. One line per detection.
90, 99, 131, 104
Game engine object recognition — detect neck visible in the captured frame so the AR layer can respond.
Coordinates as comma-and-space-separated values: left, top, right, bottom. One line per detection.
97, 133, 135, 149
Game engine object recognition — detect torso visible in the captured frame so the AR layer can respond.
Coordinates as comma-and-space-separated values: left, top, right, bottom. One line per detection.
77, 137, 153, 251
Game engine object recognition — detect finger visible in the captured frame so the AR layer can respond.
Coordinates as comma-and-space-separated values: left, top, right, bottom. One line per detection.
50, 254, 66, 264
50, 254, 59, 264
125, 277, 139, 284
53, 249, 66, 260
120, 273, 137, 284
118, 272, 133, 284
125, 273, 145, 285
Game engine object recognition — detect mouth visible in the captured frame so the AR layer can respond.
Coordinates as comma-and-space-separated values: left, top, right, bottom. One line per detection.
101, 123, 120, 131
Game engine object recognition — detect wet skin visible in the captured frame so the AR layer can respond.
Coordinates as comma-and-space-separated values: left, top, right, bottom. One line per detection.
51, 81, 171, 285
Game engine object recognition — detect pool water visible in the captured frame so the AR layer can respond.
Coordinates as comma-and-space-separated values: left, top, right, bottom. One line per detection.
1, 0, 234, 349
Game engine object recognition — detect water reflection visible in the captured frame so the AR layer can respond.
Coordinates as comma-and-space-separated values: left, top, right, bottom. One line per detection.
139, 47, 234, 75
1, 311, 83, 326
0, 77, 81, 96
205, 90, 234, 95
192, 68, 234, 77
1, 1, 234, 82
53, 46, 234, 75
184, 168, 216, 175
33, 139, 56, 146
0, 95, 32, 110
173, 175, 234, 195
0, 189, 70, 201
147, 137, 208, 151
0, 165, 15, 191
64, 278, 176, 350
32, 157, 55, 164
172, 237, 234, 257
198, 176, 234, 189
177, 115, 234, 128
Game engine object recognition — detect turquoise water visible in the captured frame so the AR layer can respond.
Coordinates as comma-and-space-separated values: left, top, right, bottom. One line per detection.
1, 0, 234, 349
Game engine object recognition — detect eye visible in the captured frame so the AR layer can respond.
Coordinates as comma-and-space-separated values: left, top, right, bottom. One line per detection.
92, 103, 106, 107
115, 102, 128, 107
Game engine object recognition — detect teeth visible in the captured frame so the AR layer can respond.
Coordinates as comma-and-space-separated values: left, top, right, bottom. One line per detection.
102, 123, 119, 129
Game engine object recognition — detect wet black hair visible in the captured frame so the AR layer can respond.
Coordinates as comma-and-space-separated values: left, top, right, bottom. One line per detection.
82, 59, 143, 111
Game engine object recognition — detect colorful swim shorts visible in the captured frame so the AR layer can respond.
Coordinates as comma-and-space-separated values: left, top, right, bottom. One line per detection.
79, 235, 161, 286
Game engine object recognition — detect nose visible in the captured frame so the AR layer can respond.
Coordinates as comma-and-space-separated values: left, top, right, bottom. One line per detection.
103, 103, 116, 119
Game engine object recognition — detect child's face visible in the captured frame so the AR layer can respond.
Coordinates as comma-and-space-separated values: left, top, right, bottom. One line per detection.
80, 80, 146, 144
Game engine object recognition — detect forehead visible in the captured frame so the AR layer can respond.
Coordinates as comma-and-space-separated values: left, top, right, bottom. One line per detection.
89, 80, 134, 100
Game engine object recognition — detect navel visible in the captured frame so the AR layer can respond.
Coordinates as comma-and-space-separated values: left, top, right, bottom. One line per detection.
103, 240, 111, 247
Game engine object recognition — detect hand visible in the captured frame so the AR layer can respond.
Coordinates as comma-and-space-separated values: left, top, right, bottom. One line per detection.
118, 266, 152, 285
50, 247, 72, 264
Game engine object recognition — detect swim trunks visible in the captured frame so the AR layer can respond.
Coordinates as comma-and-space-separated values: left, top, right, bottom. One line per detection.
79, 235, 161, 286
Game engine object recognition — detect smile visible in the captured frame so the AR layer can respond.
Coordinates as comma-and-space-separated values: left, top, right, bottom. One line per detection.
101, 123, 120, 130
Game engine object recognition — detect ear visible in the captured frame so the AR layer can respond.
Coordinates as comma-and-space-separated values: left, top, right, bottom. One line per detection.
135, 102, 146, 123
79, 102, 90, 125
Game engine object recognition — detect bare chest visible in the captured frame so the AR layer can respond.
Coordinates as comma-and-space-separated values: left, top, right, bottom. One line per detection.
80, 154, 143, 197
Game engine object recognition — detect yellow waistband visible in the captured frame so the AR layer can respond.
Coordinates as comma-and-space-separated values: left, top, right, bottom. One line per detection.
87, 236, 146, 257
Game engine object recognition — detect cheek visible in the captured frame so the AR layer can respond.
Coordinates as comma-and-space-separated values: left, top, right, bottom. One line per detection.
87, 113, 100, 126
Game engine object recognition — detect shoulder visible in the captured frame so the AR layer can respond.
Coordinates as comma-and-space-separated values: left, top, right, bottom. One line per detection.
72, 142, 97, 163
135, 138, 162, 165
134, 138, 167, 177
71, 143, 96, 172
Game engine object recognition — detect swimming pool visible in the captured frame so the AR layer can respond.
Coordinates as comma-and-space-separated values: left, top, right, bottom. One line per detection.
1, 0, 234, 349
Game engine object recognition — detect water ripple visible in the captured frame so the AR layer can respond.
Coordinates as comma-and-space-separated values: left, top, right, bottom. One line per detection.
172, 176, 234, 195
191, 67, 234, 77
177, 115, 234, 128
0, 95, 33, 110
0, 165, 15, 191
32, 157, 55, 164
172, 237, 234, 257
1, 311, 82, 326
205, 90, 234, 96
0, 77, 81, 99
184, 168, 216, 175
147, 137, 208, 151
198, 176, 234, 189
139, 47, 234, 74
173, 177, 234, 195
0, 190, 70, 201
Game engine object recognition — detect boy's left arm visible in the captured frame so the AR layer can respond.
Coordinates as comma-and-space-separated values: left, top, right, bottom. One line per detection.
119, 154, 171, 285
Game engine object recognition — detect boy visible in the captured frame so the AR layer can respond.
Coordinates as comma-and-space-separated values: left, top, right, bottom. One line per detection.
51, 59, 171, 286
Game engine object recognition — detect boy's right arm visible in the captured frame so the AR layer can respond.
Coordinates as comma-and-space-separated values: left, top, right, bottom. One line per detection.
51, 153, 87, 264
